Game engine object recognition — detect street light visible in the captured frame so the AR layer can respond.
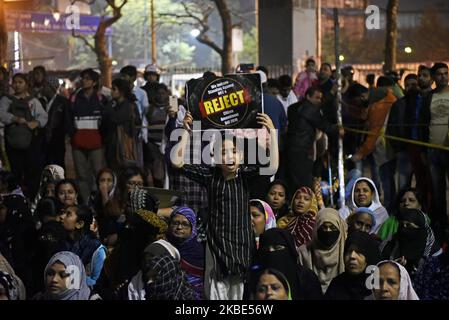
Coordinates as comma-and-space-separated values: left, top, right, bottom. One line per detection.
404, 46, 412, 54
339, 54, 345, 61
190, 29, 200, 37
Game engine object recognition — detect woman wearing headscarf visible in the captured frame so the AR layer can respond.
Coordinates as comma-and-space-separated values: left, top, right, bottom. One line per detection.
166, 206, 205, 297
265, 180, 289, 220
380, 208, 441, 278
339, 177, 388, 234
347, 207, 377, 235
34, 251, 94, 300
248, 228, 322, 300
0, 253, 26, 299
136, 254, 197, 300
95, 188, 167, 299
32, 164, 65, 216
325, 231, 381, 300
88, 168, 117, 219
277, 187, 318, 249
378, 188, 428, 241
249, 199, 277, 249
413, 234, 449, 300
252, 268, 292, 301
366, 260, 419, 300
0, 271, 21, 300
298, 208, 347, 294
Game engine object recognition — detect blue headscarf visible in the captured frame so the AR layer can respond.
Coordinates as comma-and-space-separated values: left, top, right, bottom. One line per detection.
167, 207, 204, 269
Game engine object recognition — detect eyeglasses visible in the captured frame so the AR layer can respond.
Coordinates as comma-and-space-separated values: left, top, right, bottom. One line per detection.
170, 221, 191, 229
127, 181, 144, 188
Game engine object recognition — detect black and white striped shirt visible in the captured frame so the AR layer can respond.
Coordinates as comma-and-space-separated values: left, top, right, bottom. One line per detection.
182, 164, 258, 280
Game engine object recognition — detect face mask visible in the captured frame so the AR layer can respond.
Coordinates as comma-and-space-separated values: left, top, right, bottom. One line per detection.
317, 229, 340, 248
398, 227, 427, 261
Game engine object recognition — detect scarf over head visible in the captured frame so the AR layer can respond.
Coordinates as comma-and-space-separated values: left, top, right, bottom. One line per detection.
299, 208, 347, 293
282, 187, 317, 248
257, 228, 302, 299
366, 260, 419, 300
345, 231, 381, 267
167, 206, 205, 269
41, 251, 90, 300
347, 177, 388, 234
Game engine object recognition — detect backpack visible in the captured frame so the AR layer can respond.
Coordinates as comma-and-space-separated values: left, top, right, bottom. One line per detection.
5, 96, 35, 150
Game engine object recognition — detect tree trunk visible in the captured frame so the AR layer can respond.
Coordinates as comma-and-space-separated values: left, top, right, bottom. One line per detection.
0, 0, 8, 66
95, 22, 112, 88
384, 0, 399, 72
215, 0, 233, 74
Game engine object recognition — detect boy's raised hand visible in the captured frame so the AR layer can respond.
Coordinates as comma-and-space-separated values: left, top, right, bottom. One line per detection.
183, 111, 193, 132
257, 113, 274, 130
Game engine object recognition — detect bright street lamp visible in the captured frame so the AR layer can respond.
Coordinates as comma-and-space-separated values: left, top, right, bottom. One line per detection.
190, 29, 200, 37
339, 55, 345, 61
404, 46, 412, 54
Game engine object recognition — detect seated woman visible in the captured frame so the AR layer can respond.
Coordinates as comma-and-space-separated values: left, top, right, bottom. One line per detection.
55, 179, 82, 208
347, 208, 376, 235
166, 206, 205, 297
378, 188, 427, 241
34, 251, 98, 300
366, 260, 419, 300
298, 208, 347, 294
100, 165, 146, 247
88, 168, 117, 220
248, 228, 322, 300
249, 199, 277, 248
60, 205, 106, 287
277, 187, 318, 249
380, 208, 441, 278
339, 177, 388, 234
265, 180, 289, 220
325, 231, 381, 300
0, 270, 22, 300
253, 268, 292, 300
129, 254, 197, 300
32, 164, 65, 215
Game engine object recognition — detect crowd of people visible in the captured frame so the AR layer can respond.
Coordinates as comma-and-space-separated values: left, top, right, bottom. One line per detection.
0, 59, 448, 301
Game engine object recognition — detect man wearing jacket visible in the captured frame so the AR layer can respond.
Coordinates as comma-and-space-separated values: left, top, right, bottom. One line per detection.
66, 69, 106, 203
286, 86, 342, 193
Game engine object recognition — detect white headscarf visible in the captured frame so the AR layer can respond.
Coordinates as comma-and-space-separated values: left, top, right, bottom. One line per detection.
340, 177, 388, 234
366, 260, 419, 300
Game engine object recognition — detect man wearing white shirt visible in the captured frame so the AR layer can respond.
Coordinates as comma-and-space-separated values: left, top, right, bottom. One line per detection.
120, 66, 150, 168
277, 74, 298, 116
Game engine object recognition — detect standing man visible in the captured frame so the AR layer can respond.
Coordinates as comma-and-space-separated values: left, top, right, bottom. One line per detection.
120, 65, 150, 169
141, 64, 161, 106
421, 62, 449, 241
276, 75, 297, 115
66, 69, 106, 203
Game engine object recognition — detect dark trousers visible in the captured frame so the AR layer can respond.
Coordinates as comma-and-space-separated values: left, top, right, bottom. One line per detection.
6, 138, 43, 199
43, 139, 66, 169
287, 150, 314, 195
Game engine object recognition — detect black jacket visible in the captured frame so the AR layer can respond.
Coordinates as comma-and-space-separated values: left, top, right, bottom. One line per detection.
325, 272, 371, 300
287, 100, 337, 153
45, 95, 69, 144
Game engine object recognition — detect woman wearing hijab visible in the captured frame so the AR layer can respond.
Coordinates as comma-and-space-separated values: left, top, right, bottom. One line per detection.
265, 180, 290, 220
339, 177, 388, 234
347, 207, 377, 235
139, 254, 197, 300
380, 208, 441, 278
253, 268, 292, 301
249, 199, 277, 249
32, 164, 65, 215
166, 206, 205, 297
34, 251, 94, 300
249, 228, 322, 300
0, 253, 26, 299
88, 168, 117, 219
413, 233, 449, 300
277, 187, 318, 249
298, 208, 347, 294
378, 188, 427, 241
96, 188, 167, 299
0, 270, 21, 300
366, 260, 419, 300
325, 231, 381, 300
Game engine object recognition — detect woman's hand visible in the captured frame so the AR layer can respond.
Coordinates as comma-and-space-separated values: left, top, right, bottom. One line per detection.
26, 120, 39, 130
